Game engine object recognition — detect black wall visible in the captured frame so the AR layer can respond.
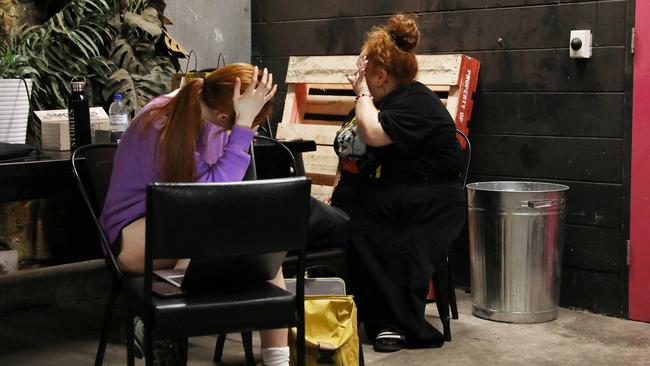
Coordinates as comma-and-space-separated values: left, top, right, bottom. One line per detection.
251, 0, 634, 317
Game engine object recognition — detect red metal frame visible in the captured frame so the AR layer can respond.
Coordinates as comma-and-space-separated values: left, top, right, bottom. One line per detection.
453, 55, 481, 139
630, 0, 650, 322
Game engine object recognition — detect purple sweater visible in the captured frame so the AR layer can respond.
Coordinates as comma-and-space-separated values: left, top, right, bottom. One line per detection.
99, 96, 255, 246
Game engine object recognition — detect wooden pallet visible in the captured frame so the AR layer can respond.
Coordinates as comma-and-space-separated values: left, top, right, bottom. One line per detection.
277, 54, 480, 200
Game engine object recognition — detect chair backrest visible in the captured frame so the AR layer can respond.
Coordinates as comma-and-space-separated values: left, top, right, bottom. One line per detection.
145, 177, 311, 260
71, 144, 119, 270
455, 129, 471, 189
253, 135, 300, 176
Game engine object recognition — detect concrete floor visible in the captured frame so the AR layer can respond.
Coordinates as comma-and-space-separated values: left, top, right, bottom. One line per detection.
0, 291, 648, 365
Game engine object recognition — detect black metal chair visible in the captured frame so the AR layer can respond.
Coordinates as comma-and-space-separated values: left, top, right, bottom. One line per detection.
251, 136, 349, 283
71, 144, 309, 366
212, 136, 362, 364
430, 128, 471, 342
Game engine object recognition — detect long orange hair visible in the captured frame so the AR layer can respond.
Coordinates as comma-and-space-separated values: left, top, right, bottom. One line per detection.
362, 14, 420, 85
139, 63, 273, 182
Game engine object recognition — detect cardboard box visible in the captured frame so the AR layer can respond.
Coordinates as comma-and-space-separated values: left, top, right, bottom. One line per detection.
35, 108, 110, 150
0, 249, 18, 274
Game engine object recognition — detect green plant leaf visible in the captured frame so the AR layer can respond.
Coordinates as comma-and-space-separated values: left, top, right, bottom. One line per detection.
7, 0, 178, 138
111, 37, 152, 74
104, 66, 170, 114
123, 9, 162, 38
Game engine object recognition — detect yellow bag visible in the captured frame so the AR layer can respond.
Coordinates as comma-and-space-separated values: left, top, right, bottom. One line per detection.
290, 295, 359, 366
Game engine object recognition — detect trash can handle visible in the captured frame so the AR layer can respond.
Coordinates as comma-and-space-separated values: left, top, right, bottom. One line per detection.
525, 200, 554, 209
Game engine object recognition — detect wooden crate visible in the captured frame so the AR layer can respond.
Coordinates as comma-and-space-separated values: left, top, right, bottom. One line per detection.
277, 54, 480, 199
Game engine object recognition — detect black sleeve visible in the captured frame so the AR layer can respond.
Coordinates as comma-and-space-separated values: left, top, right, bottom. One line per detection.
378, 91, 452, 154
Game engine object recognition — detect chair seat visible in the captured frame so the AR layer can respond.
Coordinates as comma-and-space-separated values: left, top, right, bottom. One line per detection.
284, 247, 347, 266
127, 278, 297, 338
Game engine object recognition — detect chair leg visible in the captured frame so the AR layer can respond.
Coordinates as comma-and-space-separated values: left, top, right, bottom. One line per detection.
297, 321, 306, 366
144, 323, 154, 366
433, 259, 451, 342
213, 333, 227, 363
126, 308, 135, 366
448, 254, 459, 320
95, 280, 119, 366
358, 340, 365, 366
241, 331, 255, 366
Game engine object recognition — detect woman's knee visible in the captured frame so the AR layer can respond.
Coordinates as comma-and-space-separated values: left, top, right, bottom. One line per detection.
117, 251, 145, 273
117, 218, 147, 273
269, 267, 286, 290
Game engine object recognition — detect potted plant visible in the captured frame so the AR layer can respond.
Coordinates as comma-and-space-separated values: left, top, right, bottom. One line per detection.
0, 45, 38, 144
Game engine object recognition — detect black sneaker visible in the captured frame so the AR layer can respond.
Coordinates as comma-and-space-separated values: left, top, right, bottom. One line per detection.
132, 317, 187, 365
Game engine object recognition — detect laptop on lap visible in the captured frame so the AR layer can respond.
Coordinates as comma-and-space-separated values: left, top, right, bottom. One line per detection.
153, 251, 286, 296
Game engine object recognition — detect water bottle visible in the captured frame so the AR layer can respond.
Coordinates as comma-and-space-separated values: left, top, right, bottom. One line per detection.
68, 76, 91, 150
109, 93, 130, 130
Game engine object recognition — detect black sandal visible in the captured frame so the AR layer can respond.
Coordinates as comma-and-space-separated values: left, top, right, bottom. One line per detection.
373, 329, 405, 353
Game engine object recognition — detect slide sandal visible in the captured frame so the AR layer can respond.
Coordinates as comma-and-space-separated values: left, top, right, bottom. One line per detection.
374, 329, 405, 353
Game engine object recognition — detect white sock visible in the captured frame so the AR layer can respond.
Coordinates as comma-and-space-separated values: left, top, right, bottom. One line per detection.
261, 346, 290, 366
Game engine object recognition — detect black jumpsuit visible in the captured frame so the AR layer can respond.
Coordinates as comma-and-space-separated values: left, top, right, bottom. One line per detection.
332, 82, 465, 348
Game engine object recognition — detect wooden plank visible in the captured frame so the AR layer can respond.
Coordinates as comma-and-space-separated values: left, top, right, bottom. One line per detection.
280, 84, 297, 124
563, 225, 625, 273
427, 85, 452, 93
307, 95, 356, 105
305, 95, 355, 116
446, 87, 461, 124
310, 184, 335, 202
302, 145, 339, 176
284, 18, 373, 56
467, 48, 625, 92
307, 95, 355, 111
304, 119, 344, 126
469, 175, 623, 229
469, 134, 623, 183
309, 83, 449, 93
560, 268, 625, 316
293, 84, 309, 123
306, 173, 337, 186
254, 56, 290, 92
286, 55, 463, 85
471, 93, 625, 138
252, 0, 308, 22
416, 3, 620, 52
453, 55, 481, 135
595, 1, 627, 47
276, 123, 339, 146
310, 83, 352, 90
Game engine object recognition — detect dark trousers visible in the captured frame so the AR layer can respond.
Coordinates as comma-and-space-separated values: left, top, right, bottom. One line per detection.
307, 197, 350, 249
332, 180, 465, 348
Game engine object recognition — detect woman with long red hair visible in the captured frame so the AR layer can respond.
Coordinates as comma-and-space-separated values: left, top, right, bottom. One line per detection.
100, 64, 292, 366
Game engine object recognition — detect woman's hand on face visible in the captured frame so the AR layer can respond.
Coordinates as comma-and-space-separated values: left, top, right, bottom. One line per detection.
233, 66, 277, 129
346, 55, 370, 96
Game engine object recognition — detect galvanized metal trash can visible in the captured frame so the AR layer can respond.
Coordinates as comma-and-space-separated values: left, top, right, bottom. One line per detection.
467, 181, 569, 323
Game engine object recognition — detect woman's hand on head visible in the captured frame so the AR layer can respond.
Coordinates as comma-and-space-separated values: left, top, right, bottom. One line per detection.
233, 66, 277, 129
346, 54, 370, 96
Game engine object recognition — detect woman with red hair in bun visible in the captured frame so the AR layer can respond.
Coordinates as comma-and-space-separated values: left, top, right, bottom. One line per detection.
332, 14, 465, 352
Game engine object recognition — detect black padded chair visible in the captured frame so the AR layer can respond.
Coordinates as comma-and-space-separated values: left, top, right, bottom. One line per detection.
71, 144, 125, 366
251, 136, 349, 283
71, 144, 309, 366
430, 128, 471, 342
212, 136, 361, 364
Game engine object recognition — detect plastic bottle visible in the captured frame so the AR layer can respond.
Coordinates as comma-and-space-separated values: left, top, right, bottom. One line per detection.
68, 77, 91, 150
108, 93, 130, 130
